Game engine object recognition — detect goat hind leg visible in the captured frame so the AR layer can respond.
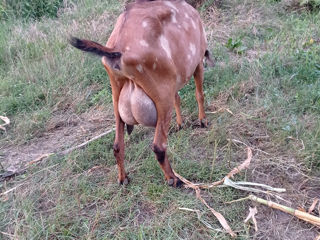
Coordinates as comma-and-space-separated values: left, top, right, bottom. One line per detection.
113, 117, 129, 185
193, 63, 207, 127
152, 102, 182, 187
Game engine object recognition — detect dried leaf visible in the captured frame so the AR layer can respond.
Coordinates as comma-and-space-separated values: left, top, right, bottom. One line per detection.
308, 198, 320, 214
244, 206, 258, 232
173, 148, 253, 237
174, 171, 236, 237
0, 116, 10, 131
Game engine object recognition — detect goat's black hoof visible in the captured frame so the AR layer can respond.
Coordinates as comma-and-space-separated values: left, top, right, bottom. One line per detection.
167, 178, 183, 188
200, 119, 208, 128
118, 177, 129, 185
175, 123, 183, 132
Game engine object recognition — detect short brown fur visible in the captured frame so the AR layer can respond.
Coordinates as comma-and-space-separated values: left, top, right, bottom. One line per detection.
70, 0, 210, 186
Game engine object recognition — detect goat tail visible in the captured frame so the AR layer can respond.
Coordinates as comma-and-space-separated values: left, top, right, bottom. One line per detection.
69, 36, 121, 59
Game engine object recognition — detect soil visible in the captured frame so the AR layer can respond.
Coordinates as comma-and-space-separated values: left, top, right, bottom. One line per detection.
0, 107, 114, 172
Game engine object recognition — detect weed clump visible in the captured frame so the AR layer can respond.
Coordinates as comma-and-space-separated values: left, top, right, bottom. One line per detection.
0, 0, 63, 21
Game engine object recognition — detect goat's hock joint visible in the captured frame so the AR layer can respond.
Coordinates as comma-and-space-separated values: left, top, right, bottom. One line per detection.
69, 0, 212, 187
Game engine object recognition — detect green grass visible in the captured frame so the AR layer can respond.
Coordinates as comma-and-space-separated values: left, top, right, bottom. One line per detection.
1, 0, 320, 239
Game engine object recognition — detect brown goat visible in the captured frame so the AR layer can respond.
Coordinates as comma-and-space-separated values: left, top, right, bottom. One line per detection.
70, 0, 212, 187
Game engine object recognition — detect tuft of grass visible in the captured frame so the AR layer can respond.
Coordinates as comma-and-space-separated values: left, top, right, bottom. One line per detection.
0, 0, 63, 21
0, 0, 121, 143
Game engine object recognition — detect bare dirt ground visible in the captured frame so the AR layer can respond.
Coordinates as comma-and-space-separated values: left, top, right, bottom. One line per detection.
0, 107, 114, 172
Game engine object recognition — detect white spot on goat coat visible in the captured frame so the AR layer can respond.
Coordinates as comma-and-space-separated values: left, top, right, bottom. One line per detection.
170, 9, 177, 23
182, 22, 189, 31
189, 43, 196, 56
191, 19, 196, 29
142, 21, 148, 28
153, 62, 157, 70
136, 64, 143, 73
160, 35, 172, 59
139, 40, 149, 47
164, 1, 179, 12
176, 75, 181, 85
202, 25, 207, 44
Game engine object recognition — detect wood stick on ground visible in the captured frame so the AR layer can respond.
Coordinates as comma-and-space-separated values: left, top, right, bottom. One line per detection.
27, 153, 54, 166
248, 195, 320, 228
60, 128, 115, 155
26, 128, 115, 166
0, 184, 24, 197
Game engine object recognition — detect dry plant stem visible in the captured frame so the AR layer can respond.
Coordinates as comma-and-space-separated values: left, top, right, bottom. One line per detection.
174, 147, 253, 237
223, 177, 286, 194
173, 170, 237, 238
206, 107, 234, 115
195, 147, 253, 189
179, 207, 223, 232
26, 129, 115, 165
0, 184, 24, 197
60, 128, 115, 155
308, 198, 320, 214
27, 153, 54, 165
0, 231, 15, 238
249, 195, 320, 228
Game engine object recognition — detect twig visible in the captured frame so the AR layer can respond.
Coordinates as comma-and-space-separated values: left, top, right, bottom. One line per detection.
206, 107, 234, 115
0, 183, 24, 197
25, 128, 115, 166
248, 195, 320, 228
229, 138, 270, 155
194, 147, 253, 189
0, 231, 15, 239
27, 153, 54, 165
225, 196, 250, 204
60, 128, 115, 155
179, 207, 223, 232
308, 198, 319, 214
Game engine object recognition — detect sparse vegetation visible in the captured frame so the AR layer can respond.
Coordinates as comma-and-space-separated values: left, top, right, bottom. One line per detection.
0, 0, 319, 239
